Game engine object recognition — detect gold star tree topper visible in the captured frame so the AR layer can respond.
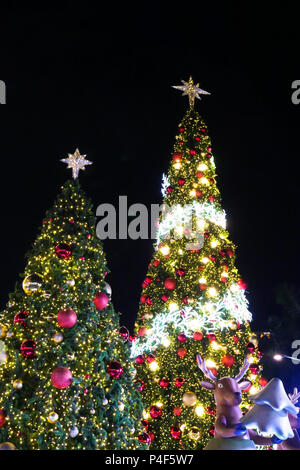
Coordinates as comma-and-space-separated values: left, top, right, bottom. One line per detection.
172, 76, 210, 108
61, 148, 93, 179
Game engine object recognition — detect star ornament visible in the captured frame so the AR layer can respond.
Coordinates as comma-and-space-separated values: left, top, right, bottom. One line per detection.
61, 148, 93, 179
172, 77, 210, 108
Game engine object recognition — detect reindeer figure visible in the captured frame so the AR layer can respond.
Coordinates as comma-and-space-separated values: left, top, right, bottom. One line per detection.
196, 354, 280, 450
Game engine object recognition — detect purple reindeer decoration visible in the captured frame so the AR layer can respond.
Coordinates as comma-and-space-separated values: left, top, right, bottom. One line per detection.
196, 354, 281, 450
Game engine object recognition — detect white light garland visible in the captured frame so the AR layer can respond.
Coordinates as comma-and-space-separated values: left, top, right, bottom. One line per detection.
161, 173, 171, 197
131, 285, 252, 357
156, 201, 226, 246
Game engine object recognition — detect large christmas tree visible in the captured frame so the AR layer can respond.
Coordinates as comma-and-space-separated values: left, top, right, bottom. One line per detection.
132, 78, 266, 449
0, 150, 146, 450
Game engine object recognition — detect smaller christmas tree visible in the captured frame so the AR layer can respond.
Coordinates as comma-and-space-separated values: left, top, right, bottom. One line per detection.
0, 150, 146, 450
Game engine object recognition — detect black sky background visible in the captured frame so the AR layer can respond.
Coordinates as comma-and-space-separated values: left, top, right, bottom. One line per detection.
0, 3, 300, 383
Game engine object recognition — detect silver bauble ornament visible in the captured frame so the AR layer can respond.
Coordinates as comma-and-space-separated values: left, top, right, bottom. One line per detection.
52, 332, 64, 343
69, 425, 79, 438
104, 282, 112, 297
66, 279, 75, 287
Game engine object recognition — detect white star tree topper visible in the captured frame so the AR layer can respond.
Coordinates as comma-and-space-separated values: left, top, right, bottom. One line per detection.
61, 148, 93, 179
172, 76, 210, 108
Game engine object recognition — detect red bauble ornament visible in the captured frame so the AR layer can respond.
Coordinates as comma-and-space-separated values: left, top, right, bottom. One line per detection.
209, 195, 215, 202
226, 249, 234, 258
209, 426, 215, 435
0, 409, 6, 427
136, 379, 145, 391
143, 276, 153, 288
196, 171, 204, 179
153, 259, 160, 267
259, 377, 268, 387
172, 152, 182, 162
207, 146, 212, 152
250, 364, 259, 375
20, 339, 36, 358
164, 278, 176, 290
232, 335, 239, 344
182, 297, 188, 305
246, 342, 256, 353
173, 406, 182, 416
159, 377, 170, 388
237, 278, 247, 290
161, 294, 169, 302
195, 136, 201, 141
167, 186, 174, 194
137, 432, 151, 445
51, 366, 72, 389
148, 431, 155, 442
136, 355, 145, 364
193, 331, 203, 341
107, 361, 123, 379
189, 149, 197, 156
119, 326, 129, 341
14, 311, 29, 326
146, 353, 156, 363
178, 178, 185, 186
176, 268, 185, 277
206, 153, 212, 159
57, 308, 77, 328
93, 292, 109, 310
201, 127, 207, 133
55, 243, 72, 259
144, 297, 152, 306
128, 334, 136, 343
179, 127, 185, 133
141, 419, 149, 429
222, 354, 235, 367
177, 333, 186, 343
149, 405, 162, 419
138, 327, 147, 337
196, 190, 203, 198
174, 377, 185, 388
207, 334, 216, 342
170, 425, 182, 440
177, 347, 187, 358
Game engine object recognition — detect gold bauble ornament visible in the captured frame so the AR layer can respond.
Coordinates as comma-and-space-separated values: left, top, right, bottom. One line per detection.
47, 412, 59, 423
43, 291, 51, 299
188, 426, 201, 440
0, 326, 7, 338
52, 332, 64, 343
0, 442, 16, 450
0, 351, 9, 365
23, 273, 43, 295
12, 379, 23, 390
182, 392, 197, 406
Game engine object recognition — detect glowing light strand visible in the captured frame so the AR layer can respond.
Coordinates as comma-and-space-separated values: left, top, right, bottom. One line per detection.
131, 286, 252, 357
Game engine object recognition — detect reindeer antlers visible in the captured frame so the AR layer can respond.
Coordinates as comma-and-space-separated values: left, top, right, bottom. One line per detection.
289, 387, 300, 405
234, 358, 250, 382
196, 354, 217, 383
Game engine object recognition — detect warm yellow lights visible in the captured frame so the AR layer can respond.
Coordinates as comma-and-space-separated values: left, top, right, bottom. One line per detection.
195, 405, 205, 417
149, 361, 159, 371
206, 359, 216, 368
174, 162, 181, 170
200, 177, 209, 185
207, 287, 218, 297
155, 402, 163, 408
160, 245, 170, 256
198, 163, 208, 171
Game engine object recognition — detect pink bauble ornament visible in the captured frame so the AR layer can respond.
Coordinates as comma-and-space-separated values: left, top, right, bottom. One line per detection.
107, 360, 123, 379
51, 367, 72, 389
57, 309, 77, 328
93, 292, 109, 310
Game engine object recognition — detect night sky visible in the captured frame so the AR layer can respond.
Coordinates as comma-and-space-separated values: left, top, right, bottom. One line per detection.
1, 4, 300, 382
